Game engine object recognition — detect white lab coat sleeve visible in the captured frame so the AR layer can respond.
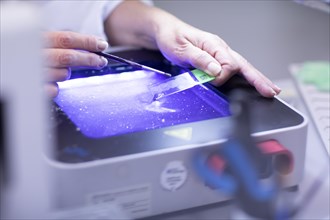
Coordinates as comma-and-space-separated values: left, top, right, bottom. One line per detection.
102, 0, 154, 21
40, 1, 154, 41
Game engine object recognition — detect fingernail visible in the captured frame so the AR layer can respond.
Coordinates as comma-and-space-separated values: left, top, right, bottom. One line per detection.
206, 62, 222, 76
99, 56, 108, 67
97, 39, 109, 51
271, 89, 277, 97
45, 83, 59, 98
274, 84, 282, 93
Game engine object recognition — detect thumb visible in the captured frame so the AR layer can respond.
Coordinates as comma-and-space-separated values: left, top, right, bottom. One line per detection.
184, 45, 222, 76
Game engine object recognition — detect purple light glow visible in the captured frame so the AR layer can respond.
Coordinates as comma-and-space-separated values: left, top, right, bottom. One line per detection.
55, 70, 230, 139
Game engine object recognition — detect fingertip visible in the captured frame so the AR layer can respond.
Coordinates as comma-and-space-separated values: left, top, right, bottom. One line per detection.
45, 83, 59, 98
265, 83, 281, 97
273, 84, 282, 94
59, 67, 71, 81
205, 62, 222, 76
255, 81, 278, 98
46, 68, 71, 82
185, 46, 222, 77
66, 67, 72, 80
265, 88, 277, 98
271, 89, 277, 97
99, 56, 108, 68
96, 39, 109, 51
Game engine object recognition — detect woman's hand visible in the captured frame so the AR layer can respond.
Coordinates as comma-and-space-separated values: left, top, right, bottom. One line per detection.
43, 31, 109, 97
154, 20, 281, 97
105, 1, 281, 97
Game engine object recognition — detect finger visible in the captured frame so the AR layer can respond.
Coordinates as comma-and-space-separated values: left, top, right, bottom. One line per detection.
44, 49, 108, 68
194, 34, 242, 84
253, 66, 282, 94
230, 49, 281, 97
210, 48, 240, 86
210, 64, 237, 86
43, 31, 108, 51
191, 35, 240, 85
183, 44, 222, 77
44, 82, 59, 98
45, 67, 71, 82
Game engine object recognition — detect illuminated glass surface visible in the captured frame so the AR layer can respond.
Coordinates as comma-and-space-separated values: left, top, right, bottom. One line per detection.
55, 70, 230, 138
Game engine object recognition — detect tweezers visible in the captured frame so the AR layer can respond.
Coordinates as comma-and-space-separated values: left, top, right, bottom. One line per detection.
94, 51, 171, 77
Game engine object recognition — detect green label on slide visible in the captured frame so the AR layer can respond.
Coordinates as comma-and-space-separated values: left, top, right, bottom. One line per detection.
297, 62, 330, 91
191, 69, 215, 84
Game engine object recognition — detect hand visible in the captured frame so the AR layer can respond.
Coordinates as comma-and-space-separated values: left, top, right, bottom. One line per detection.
43, 31, 109, 97
154, 21, 281, 97
104, 1, 280, 97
